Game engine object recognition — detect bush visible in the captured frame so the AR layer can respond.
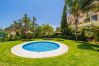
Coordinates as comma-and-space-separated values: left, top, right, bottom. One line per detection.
94, 30, 99, 42
79, 29, 86, 41
0, 31, 7, 42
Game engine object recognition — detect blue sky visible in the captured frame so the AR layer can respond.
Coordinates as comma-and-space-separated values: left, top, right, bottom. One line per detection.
0, 0, 64, 28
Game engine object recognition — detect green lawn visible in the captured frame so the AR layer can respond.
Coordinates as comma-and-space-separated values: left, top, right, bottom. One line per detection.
0, 38, 99, 66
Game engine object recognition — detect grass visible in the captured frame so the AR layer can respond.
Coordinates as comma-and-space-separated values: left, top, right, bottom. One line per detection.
0, 38, 99, 66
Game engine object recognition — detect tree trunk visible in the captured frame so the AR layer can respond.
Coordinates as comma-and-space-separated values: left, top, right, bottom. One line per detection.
75, 17, 78, 42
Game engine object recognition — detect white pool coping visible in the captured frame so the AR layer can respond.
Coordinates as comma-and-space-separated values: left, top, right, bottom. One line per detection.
11, 41, 68, 58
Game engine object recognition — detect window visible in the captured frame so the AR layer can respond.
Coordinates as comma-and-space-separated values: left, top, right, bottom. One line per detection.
91, 15, 97, 21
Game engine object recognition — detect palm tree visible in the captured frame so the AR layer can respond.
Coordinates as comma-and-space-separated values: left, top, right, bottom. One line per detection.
31, 17, 37, 37
22, 14, 30, 31
66, 0, 95, 41
21, 14, 31, 39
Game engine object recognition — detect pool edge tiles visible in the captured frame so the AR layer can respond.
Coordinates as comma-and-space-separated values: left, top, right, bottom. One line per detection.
11, 41, 68, 58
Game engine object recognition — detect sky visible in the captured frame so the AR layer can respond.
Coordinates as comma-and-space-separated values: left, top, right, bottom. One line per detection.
0, 0, 64, 29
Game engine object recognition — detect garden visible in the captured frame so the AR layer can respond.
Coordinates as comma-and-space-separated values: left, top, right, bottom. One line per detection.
0, 0, 99, 66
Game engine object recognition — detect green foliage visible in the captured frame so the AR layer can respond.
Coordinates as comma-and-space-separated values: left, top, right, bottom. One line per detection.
34, 26, 42, 37
94, 28, 99, 42
79, 29, 86, 41
66, 0, 95, 41
61, 2, 69, 36
41, 24, 54, 37
0, 31, 7, 42
4, 14, 54, 40
5, 14, 38, 40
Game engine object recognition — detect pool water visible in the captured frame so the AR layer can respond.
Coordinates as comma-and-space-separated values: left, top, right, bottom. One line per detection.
22, 42, 60, 52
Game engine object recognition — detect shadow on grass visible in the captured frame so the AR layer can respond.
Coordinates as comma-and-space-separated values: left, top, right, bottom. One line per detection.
43, 38, 54, 40
42, 38, 64, 42
56, 39, 64, 41
77, 41, 99, 52
21, 39, 33, 41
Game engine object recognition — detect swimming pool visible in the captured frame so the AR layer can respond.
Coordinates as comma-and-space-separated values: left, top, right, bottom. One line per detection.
22, 42, 60, 52
11, 41, 68, 58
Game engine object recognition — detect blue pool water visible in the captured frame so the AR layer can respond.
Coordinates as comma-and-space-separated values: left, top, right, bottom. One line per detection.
22, 42, 60, 52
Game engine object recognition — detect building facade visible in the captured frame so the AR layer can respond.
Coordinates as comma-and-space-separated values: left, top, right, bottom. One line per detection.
68, 0, 99, 28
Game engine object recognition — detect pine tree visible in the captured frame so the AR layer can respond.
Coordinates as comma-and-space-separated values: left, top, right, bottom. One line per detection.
61, 1, 69, 36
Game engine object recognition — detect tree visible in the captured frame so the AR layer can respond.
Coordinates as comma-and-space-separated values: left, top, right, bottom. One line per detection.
80, 29, 86, 41
21, 14, 32, 39
56, 27, 61, 33
0, 27, 2, 31
4, 14, 54, 39
55, 27, 61, 38
61, 1, 69, 36
32, 17, 37, 25
66, 0, 95, 41
0, 31, 6, 42
41, 24, 54, 37
93, 27, 99, 44
31, 17, 38, 38
22, 14, 30, 31
35, 26, 42, 37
